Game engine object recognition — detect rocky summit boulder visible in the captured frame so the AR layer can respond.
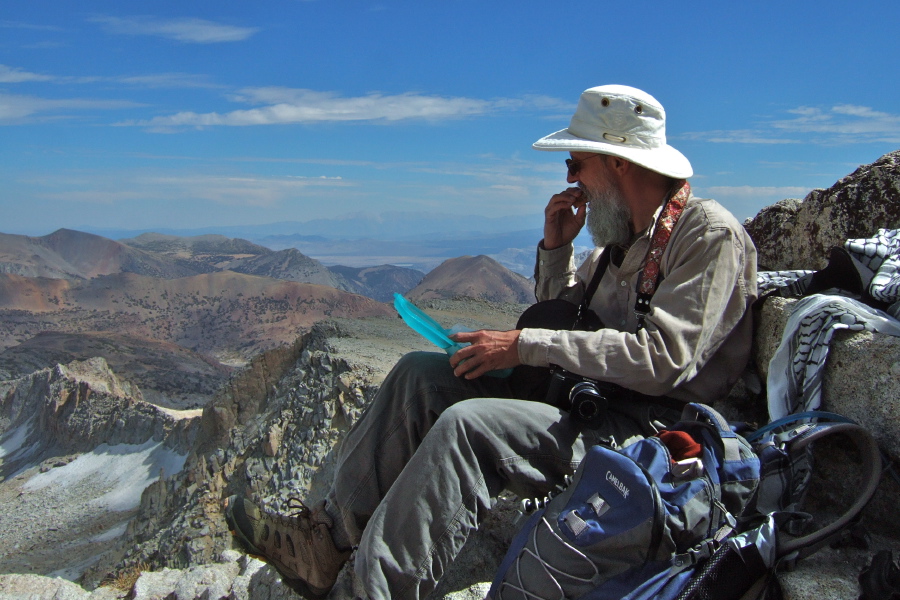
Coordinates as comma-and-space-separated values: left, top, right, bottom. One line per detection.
744, 150, 900, 598
745, 149, 900, 472
745, 149, 900, 270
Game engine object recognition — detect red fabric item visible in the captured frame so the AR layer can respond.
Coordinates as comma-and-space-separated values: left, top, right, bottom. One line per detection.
658, 429, 702, 461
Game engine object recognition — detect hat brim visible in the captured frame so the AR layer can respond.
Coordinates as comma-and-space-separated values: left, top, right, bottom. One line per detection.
533, 128, 693, 179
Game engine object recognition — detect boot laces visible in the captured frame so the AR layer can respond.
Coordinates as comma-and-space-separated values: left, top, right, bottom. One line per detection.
270, 497, 334, 531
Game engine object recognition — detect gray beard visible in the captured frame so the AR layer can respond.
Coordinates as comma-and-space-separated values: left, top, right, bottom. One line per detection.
584, 183, 632, 248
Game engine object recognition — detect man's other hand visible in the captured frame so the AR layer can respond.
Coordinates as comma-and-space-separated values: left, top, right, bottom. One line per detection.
449, 329, 521, 379
543, 187, 587, 250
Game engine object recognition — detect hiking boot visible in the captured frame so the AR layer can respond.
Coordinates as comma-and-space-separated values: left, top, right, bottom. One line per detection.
224, 495, 351, 597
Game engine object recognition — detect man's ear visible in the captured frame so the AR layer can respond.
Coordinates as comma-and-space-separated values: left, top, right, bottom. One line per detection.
605, 155, 632, 176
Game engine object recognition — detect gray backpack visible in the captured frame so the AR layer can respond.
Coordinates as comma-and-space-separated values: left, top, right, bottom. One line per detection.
676, 411, 882, 600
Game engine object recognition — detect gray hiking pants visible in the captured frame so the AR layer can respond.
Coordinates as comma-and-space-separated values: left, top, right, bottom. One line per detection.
325, 351, 679, 600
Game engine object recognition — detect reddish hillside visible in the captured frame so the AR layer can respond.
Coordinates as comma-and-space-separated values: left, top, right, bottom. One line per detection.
0, 271, 393, 359
0, 274, 72, 312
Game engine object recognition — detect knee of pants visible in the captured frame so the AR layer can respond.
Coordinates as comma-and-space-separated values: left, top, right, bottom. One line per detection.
410, 401, 491, 467
364, 351, 465, 428
426, 399, 580, 499
389, 351, 454, 384
425, 398, 519, 450
430, 398, 484, 430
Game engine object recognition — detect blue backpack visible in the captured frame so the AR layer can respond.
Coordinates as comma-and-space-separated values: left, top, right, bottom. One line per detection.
489, 405, 883, 600
489, 403, 761, 600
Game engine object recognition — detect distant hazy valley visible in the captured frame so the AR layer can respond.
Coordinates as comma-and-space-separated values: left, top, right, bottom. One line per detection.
75, 210, 595, 275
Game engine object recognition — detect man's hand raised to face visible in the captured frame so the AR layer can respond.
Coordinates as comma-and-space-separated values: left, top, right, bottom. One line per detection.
543, 187, 587, 250
448, 329, 521, 379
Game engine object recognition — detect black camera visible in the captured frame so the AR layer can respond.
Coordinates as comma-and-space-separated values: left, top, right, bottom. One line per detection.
545, 368, 616, 428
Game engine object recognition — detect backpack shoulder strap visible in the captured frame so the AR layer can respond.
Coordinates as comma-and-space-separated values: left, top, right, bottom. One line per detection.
775, 421, 882, 561
681, 402, 743, 462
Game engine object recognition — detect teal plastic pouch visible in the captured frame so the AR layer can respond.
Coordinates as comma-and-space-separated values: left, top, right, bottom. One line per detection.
393, 293, 511, 378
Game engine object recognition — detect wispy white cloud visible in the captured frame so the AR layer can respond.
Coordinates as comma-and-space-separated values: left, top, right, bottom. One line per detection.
0, 64, 54, 83
117, 73, 222, 89
36, 173, 354, 208
0, 20, 63, 32
1, 63, 220, 90
142, 92, 490, 128
1, 66, 568, 129
0, 93, 143, 123
684, 104, 900, 145
680, 129, 800, 144
123, 88, 565, 129
702, 185, 811, 199
90, 15, 259, 44
772, 104, 900, 142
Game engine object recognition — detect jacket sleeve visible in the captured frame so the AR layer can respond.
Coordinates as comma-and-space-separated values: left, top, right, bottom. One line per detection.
533, 242, 603, 305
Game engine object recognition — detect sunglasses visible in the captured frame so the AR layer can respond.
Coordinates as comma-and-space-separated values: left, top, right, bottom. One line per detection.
565, 154, 603, 177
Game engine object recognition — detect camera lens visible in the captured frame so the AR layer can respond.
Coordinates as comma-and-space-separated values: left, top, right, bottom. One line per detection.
577, 399, 600, 420
569, 381, 608, 428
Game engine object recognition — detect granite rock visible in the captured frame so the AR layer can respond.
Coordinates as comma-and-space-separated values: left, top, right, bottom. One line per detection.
745, 149, 900, 270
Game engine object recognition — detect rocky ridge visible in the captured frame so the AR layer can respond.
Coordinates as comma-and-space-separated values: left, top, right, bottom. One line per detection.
0, 357, 199, 467
0, 331, 233, 410
0, 357, 202, 582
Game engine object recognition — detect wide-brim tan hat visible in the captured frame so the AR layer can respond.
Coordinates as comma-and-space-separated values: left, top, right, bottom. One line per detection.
533, 85, 693, 179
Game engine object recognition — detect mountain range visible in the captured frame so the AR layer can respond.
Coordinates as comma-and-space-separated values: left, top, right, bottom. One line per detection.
73, 210, 594, 275
0, 227, 534, 408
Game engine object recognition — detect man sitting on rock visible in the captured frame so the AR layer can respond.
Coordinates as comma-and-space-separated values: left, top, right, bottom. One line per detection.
225, 84, 758, 600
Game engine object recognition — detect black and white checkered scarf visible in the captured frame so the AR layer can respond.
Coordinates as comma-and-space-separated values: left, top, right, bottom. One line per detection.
760, 229, 900, 421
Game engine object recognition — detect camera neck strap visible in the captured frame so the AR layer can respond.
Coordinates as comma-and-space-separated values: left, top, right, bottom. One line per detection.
575, 245, 612, 329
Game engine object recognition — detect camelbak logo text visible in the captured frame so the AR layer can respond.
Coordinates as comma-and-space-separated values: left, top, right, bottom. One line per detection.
606, 471, 629, 499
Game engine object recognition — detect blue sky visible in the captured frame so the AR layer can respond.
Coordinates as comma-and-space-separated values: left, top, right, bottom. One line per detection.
2, 1, 899, 237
